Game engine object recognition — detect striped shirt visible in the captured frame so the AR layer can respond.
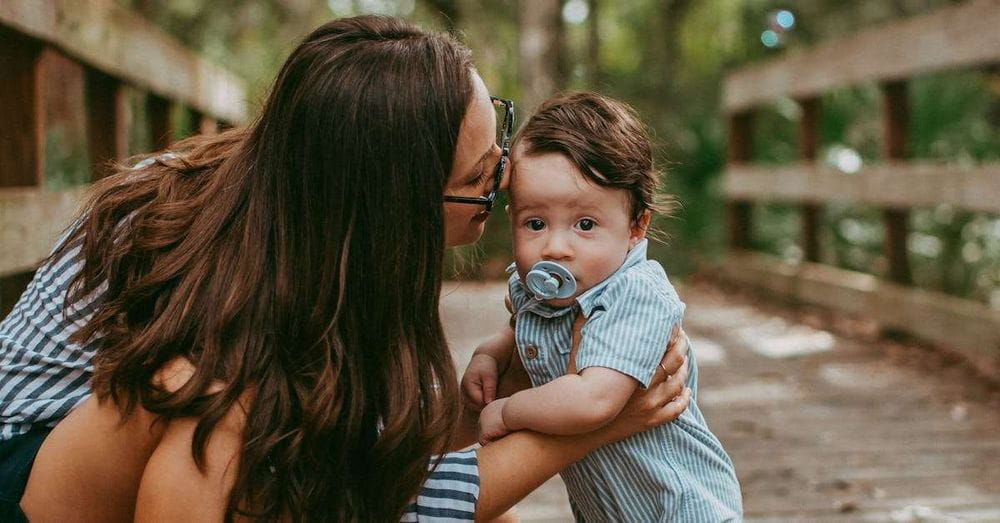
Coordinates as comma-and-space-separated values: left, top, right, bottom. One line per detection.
0, 213, 480, 521
508, 239, 743, 522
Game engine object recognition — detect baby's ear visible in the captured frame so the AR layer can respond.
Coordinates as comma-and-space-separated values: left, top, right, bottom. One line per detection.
630, 210, 651, 247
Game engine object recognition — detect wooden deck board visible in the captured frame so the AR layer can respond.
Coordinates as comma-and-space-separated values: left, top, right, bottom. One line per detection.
439, 281, 1000, 520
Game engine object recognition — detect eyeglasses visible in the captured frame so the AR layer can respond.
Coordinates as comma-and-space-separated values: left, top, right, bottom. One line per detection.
444, 96, 514, 213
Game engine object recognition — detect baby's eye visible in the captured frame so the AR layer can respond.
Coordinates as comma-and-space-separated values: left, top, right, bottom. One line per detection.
526, 219, 545, 231
576, 218, 595, 231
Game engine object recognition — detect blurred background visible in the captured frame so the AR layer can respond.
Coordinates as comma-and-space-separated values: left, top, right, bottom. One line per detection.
35, 0, 999, 308
5, 2, 998, 518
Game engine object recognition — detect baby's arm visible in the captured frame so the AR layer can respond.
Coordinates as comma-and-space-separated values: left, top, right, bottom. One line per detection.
462, 324, 521, 409
475, 325, 517, 371
478, 367, 637, 444
506, 368, 637, 434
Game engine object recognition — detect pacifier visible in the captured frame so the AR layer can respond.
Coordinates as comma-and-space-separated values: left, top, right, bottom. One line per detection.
525, 261, 577, 300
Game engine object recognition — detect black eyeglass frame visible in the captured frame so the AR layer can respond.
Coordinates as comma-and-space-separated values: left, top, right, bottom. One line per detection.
443, 96, 514, 213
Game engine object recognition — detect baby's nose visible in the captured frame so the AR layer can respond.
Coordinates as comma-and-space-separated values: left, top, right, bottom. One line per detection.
541, 234, 573, 260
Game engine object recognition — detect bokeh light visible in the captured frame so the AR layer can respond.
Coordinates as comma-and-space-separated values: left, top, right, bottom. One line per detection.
761, 30, 780, 48
562, 0, 589, 25
776, 10, 795, 30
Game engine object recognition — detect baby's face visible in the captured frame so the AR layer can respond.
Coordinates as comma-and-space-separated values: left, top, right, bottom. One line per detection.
509, 151, 644, 307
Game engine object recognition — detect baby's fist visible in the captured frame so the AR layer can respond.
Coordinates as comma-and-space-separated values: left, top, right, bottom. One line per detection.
462, 353, 499, 410
477, 397, 511, 446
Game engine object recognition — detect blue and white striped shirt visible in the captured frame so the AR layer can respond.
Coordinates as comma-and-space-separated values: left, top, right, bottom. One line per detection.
508, 240, 743, 522
0, 219, 480, 521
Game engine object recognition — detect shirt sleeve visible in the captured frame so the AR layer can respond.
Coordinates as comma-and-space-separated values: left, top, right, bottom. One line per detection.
575, 271, 684, 389
400, 449, 480, 522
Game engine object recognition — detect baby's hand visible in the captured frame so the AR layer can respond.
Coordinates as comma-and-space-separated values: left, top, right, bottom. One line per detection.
462, 353, 500, 410
478, 397, 511, 446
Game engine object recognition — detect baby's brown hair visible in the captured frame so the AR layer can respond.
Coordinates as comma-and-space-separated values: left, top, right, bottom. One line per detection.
512, 92, 672, 225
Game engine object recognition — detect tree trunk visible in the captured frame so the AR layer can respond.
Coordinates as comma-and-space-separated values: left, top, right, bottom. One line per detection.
518, 0, 563, 116
650, 0, 692, 131
587, 0, 601, 88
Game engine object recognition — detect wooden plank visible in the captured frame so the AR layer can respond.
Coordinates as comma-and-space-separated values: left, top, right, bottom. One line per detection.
0, 28, 45, 315
721, 163, 1000, 213
0, 27, 43, 188
718, 250, 1000, 379
0, 187, 87, 277
0, 0, 245, 123
722, 0, 1000, 112
85, 68, 128, 181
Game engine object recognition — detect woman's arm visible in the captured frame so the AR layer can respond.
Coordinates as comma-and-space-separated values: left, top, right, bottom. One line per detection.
133, 358, 250, 522
475, 328, 690, 521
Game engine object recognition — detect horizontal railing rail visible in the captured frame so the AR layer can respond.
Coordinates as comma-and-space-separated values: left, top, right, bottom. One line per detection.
723, 0, 1000, 113
0, 0, 246, 314
720, 0, 1000, 377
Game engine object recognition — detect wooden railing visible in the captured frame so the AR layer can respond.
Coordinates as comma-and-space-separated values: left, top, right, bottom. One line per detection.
0, 0, 246, 316
720, 0, 1000, 377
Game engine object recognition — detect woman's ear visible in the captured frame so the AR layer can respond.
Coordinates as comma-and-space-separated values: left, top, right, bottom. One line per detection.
630, 210, 651, 248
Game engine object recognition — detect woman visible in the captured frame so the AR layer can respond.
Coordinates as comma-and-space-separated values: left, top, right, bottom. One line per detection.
0, 15, 691, 521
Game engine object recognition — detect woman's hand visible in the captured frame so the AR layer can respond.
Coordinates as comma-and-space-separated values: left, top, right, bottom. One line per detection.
602, 343, 690, 444
474, 327, 691, 520
602, 326, 690, 443
566, 316, 691, 446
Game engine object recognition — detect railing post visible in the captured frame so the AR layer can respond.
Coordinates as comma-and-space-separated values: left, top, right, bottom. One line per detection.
186, 108, 219, 137
799, 97, 822, 263
727, 111, 754, 250
880, 80, 912, 284
0, 29, 44, 316
0, 30, 44, 187
147, 94, 173, 150
85, 69, 128, 180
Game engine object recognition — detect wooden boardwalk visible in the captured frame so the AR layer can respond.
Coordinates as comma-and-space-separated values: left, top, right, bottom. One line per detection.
440, 281, 1000, 522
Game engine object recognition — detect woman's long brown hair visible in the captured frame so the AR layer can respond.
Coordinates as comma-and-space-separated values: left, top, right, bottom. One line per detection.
52, 16, 471, 521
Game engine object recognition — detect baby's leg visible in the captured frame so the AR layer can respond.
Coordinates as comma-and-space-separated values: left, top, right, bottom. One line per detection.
20, 395, 166, 522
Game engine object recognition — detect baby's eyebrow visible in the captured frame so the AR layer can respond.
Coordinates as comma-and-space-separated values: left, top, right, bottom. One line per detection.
510, 202, 542, 213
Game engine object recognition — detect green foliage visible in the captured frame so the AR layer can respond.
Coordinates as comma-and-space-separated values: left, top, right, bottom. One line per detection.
90, 0, 995, 305
44, 128, 90, 189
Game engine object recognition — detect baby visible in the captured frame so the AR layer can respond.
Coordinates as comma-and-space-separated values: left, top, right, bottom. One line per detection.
462, 93, 742, 521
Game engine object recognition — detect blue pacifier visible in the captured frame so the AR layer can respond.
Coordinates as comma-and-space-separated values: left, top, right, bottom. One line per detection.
525, 261, 577, 300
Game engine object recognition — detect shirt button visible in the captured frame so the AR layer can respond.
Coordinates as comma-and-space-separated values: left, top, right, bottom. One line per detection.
524, 345, 539, 359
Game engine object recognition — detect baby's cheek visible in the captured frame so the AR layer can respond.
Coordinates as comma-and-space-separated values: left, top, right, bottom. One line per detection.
512, 235, 537, 273
584, 248, 627, 283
